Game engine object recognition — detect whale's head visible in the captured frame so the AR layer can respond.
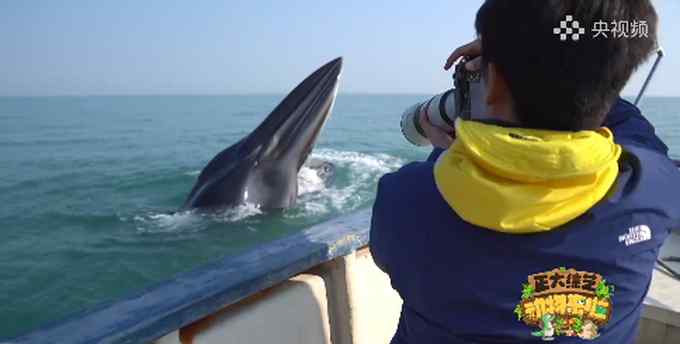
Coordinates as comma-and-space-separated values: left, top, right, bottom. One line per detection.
182, 58, 343, 211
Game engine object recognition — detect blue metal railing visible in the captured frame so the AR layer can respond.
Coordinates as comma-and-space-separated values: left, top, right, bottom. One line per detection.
10, 209, 372, 344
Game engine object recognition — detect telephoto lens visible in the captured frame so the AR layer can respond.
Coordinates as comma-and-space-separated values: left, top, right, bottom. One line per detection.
400, 89, 458, 146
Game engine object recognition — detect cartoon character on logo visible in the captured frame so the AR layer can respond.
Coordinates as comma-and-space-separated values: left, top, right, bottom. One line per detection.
532, 314, 556, 341
514, 267, 614, 341
579, 320, 600, 340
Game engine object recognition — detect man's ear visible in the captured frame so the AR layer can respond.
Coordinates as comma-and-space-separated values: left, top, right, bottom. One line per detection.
485, 62, 511, 106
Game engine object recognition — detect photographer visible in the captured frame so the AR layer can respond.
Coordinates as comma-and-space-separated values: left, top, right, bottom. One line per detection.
370, 1, 680, 343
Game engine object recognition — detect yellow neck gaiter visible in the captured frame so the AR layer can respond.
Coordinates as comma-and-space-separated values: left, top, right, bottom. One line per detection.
433, 119, 622, 234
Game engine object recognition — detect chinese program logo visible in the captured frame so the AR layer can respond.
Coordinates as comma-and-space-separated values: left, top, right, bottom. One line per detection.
554, 15, 650, 42
554, 15, 586, 41
513, 268, 615, 341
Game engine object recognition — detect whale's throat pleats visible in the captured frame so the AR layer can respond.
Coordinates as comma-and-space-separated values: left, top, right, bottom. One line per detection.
245, 159, 298, 209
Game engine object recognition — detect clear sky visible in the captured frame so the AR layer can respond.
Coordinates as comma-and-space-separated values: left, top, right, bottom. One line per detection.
0, 0, 678, 96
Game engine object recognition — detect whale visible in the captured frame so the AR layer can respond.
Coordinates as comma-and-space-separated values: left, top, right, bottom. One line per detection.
182, 57, 343, 211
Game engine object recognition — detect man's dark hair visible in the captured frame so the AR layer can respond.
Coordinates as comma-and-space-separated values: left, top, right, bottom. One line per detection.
475, 0, 658, 131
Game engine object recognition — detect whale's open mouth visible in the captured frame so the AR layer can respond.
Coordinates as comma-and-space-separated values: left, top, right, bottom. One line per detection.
243, 57, 343, 170
181, 58, 344, 210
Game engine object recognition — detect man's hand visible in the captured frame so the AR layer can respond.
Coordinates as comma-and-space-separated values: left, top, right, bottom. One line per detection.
421, 38, 486, 150
419, 110, 454, 150
444, 38, 482, 72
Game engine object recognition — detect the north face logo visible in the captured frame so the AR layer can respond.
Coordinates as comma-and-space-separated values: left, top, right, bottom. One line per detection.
618, 225, 652, 246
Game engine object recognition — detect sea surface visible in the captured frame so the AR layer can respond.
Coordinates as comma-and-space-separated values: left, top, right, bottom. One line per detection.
1, 95, 679, 338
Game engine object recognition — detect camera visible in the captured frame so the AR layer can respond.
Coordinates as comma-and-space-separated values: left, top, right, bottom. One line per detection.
400, 58, 487, 146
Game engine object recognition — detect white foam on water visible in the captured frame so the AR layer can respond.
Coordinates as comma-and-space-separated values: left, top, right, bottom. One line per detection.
184, 170, 201, 176
288, 149, 403, 218
301, 200, 329, 216
132, 203, 264, 234
212, 203, 263, 223
297, 166, 326, 195
133, 210, 206, 234
135, 149, 403, 232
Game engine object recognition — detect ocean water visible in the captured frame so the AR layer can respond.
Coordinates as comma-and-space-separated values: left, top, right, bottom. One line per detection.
0, 95, 679, 338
